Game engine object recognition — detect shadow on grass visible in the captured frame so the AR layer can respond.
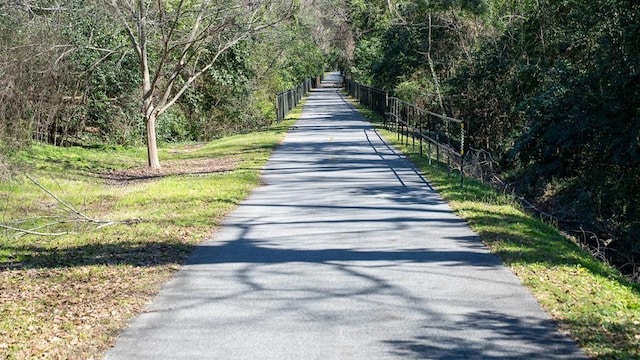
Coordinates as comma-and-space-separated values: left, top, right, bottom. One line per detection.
455, 198, 639, 293
562, 314, 640, 360
1, 240, 195, 270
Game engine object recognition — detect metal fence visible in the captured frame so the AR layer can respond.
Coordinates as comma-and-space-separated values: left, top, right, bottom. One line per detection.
344, 78, 387, 117
388, 97, 465, 184
276, 78, 314, 123
345, 78, 466, 185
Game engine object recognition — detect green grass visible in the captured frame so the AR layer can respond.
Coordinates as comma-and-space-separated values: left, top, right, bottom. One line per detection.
16, 143, 147, 175
0, 107, 303, 359
356, 104, 640, 359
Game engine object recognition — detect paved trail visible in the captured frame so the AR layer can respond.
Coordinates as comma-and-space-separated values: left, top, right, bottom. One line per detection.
106, 75, 585, 359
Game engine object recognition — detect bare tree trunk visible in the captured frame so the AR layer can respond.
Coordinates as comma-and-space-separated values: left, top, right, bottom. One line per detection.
146, 112, 160, 169
138, 0, 161, 170
427, 13, 445, 113
137, 0, 162, 169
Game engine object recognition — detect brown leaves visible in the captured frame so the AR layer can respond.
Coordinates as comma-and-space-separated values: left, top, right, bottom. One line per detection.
0, 265, 172, 359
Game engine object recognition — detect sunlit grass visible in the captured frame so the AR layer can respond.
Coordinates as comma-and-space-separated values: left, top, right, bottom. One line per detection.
16, 143, 147, 176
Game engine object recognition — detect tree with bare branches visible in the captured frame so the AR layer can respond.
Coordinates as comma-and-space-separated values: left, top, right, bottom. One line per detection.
107, 0, 295, 169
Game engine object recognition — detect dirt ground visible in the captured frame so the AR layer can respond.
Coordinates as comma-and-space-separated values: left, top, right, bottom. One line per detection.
101, 157, 238, 184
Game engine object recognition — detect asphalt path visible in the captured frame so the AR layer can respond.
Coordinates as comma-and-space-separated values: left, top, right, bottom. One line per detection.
106, 74, 586, 359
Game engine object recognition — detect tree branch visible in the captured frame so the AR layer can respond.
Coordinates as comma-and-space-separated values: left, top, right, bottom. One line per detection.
0, 223, 69, 237
1, 176, 135, 238
109, 0, 143, 59
25, 175, 98, 222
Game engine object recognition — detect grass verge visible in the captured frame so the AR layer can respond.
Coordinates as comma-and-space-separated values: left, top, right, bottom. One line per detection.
355, 104, 640, 359
0, 107, 303, 359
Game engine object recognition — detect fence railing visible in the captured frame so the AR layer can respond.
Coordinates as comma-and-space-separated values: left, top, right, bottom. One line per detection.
344, 78, 387, 117
345, 78, 466, 185
276, 78, 314, 123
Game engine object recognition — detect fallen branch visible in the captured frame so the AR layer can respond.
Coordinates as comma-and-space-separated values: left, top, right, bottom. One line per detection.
26, 174, 113, 225
0, 223, 70, 237
1, 175, 127, 237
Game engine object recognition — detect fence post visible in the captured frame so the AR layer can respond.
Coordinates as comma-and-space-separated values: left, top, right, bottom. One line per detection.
403, 104, 409, 146
384, 92, 389, 128
411, 107, 416, 151
397, 102, 401, 142
395, 100, 400, 140
447, 120, 451, 177
419, 113, 423, 156
276, 93, 281, 123
436, 123, 440, 170
460, 121, 465, 186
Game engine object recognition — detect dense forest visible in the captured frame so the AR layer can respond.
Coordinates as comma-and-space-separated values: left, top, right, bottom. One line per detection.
343, 0, 639, 280
1, 0, 638, 280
